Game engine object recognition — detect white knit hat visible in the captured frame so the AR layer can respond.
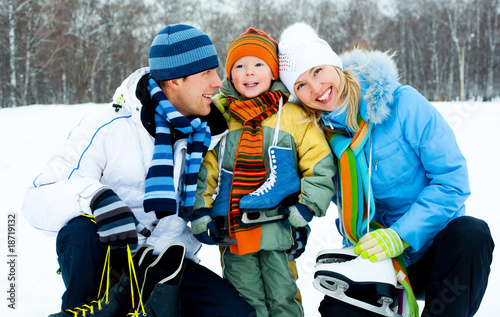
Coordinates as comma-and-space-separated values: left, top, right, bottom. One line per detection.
278, 22, 343, 99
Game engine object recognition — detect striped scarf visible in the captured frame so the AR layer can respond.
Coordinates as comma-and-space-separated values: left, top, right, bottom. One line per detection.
227, 90, 286, 255
326, 117, 419, 317
144, 77, 211, 220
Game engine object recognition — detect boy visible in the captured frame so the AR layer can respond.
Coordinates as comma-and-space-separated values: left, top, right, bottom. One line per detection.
192, 28, 336, 316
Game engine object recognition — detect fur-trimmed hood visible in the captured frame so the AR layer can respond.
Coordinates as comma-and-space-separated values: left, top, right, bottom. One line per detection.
340, 49, 400, 125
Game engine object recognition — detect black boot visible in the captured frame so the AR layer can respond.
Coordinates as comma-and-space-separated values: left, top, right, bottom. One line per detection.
48, 244, 155, 317
142, 283, 182, 317
48, 273, 132, 316
133, 243, 186, 316
141, 242, 186, 302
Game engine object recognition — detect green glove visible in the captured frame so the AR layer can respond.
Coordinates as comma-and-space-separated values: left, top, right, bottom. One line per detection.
354, 228, 409, 262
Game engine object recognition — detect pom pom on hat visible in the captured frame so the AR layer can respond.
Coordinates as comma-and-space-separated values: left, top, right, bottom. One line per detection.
279, 22, 343, 99
279, 22, 319, 43
225, 28, 279, 81
149, 24, 219, 81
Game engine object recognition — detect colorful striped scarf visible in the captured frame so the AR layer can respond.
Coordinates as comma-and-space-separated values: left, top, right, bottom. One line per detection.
326, 116, 419, 316
227, 90, 286, 255
144, 77, 211, 220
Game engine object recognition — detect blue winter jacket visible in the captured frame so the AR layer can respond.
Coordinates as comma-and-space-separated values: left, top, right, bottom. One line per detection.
326, 50, 470, 265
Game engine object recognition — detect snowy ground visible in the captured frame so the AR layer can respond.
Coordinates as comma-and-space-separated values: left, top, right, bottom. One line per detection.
0, 101, 498, 316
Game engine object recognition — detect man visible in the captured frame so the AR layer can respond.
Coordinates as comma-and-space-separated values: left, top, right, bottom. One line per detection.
23, 24, 255, 317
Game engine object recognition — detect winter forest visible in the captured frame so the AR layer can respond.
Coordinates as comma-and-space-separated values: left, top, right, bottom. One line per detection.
1, 0, 499, 108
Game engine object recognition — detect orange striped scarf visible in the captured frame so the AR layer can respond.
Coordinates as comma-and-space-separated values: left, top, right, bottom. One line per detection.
227, 91, 286, 255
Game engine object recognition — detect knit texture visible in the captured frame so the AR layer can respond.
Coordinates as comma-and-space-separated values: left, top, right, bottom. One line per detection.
91, 189, 145, 250
326, 118, 418, 317
144, 77, 211, 220
278, 22, 343, 99
149, 24, 219, 81
225, 28, 279, 81
227, 90, 286, 255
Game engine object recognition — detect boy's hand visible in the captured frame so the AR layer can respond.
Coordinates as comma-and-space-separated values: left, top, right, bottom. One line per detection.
279, 203, 313, 228
190, 209, 216, 245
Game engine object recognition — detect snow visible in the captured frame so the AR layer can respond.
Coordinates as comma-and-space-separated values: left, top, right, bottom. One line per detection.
1, 101, 499, 316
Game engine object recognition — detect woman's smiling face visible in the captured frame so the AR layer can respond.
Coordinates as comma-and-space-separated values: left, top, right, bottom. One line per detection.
294, 65, 342, 112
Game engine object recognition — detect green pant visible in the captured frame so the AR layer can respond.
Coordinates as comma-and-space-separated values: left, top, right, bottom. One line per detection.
222, 248, 303, 317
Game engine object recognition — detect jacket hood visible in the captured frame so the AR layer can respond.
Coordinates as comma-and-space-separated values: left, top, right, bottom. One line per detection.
340, 50, 400, 124
112, 67, 150, 114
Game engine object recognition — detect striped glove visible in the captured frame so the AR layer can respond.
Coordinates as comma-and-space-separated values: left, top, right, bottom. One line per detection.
91, 189, 150, 251
354, 228, 409, 262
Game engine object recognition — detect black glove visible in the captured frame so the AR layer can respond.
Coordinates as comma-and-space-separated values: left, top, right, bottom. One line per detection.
287, 224, 311, 260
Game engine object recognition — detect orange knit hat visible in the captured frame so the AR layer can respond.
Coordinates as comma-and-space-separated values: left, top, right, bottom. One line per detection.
225, 28, 279, 81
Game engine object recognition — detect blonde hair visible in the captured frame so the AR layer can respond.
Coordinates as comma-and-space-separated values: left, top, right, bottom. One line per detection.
301, 67, 361, 132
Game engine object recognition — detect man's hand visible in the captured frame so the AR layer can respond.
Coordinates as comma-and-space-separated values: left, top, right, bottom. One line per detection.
91, 189, 150, 252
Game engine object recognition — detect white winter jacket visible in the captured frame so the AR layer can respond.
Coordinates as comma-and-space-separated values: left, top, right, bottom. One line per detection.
23, 67, 226, 260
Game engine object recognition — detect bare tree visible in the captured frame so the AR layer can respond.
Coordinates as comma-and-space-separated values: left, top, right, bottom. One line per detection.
446, 0, 475, 100
0, 0, 499, 106
8, 0, 17, 107
484, 0, 499, 100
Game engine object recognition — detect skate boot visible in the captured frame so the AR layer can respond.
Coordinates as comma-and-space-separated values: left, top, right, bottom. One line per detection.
136, 243, 186, 316
140, 243, 186, 303
48, 244, 156, 317
314, 257, 401, 316
133, 243, 156, 281
316, 246, 357, 264
48, 273, 133, 317
239, 146, 300, 225
210, 169, 237, 245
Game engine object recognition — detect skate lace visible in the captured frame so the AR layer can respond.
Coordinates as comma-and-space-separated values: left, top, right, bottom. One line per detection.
62, 245, 146, 317
249, 169, 277, 196
62, 247, 112, 316
126, 244, 146, 316
249, 97, 282, 198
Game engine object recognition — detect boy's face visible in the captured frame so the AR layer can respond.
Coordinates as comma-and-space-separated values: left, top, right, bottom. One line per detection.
230, 56, 275, 99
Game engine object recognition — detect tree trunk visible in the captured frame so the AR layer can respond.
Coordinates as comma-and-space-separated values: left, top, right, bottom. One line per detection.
485, 7, 498, 100
22, 0, 34, 107
8, 0, 17, 108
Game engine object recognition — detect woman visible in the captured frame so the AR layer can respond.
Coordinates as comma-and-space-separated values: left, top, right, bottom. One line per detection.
278, 22, 494, 317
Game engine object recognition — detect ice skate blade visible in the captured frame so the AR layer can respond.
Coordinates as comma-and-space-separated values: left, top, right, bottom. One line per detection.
238, 211, 284, 227
314, 276, 402, 317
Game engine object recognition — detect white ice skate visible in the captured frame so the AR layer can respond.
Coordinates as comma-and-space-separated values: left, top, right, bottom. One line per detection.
314, 255, 404, 317
316, 246, 357, 264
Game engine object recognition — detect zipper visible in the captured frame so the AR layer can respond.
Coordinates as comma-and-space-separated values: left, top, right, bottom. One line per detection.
324, 116, 334, 130
374, 159, 378, 171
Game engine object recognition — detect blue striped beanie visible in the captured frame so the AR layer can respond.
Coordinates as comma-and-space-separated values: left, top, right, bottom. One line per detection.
149, 24, 219, 81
